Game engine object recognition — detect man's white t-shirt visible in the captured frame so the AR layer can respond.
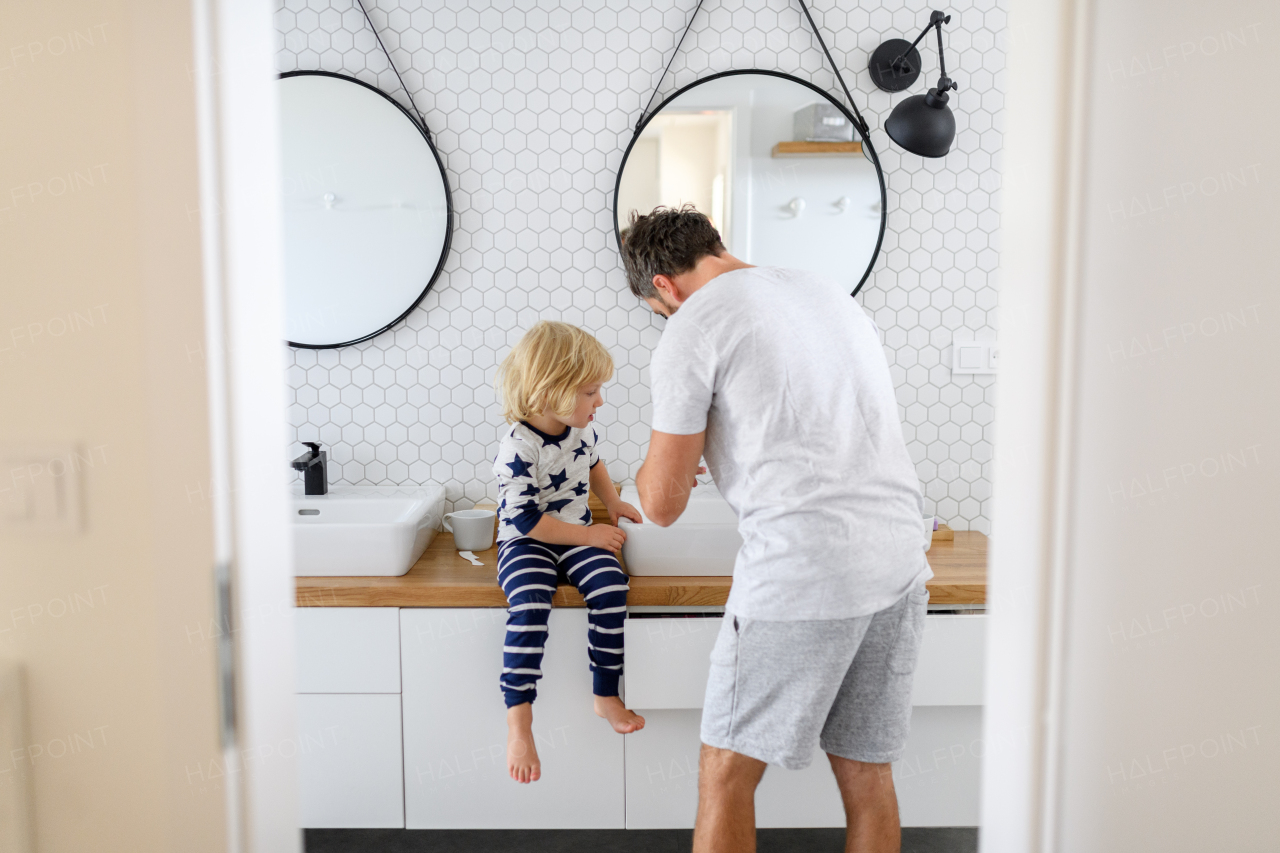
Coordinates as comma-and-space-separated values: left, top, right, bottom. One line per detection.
649, 266, 931, 621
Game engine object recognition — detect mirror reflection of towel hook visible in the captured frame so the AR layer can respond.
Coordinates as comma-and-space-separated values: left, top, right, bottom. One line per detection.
786, 197, 806, 218
833, 196, 851, 214
302, 193, 420, 213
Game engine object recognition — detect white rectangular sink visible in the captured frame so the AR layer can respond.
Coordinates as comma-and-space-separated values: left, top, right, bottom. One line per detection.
292, 485, 446, 577
618, 485, 742, 576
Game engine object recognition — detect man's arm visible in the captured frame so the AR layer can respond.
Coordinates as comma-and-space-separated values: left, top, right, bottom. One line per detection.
636, 430, 705, 527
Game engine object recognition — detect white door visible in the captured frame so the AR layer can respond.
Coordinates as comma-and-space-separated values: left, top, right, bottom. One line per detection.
3, 0, 293, 850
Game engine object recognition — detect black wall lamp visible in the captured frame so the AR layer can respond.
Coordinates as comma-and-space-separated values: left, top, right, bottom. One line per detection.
869, 10, 959, 158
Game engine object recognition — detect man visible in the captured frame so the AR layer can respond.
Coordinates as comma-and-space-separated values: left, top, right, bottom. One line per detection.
624, 206, 931, 853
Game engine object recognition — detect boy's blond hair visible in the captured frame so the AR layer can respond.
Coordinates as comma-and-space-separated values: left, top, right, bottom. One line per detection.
497, 321, 614, 423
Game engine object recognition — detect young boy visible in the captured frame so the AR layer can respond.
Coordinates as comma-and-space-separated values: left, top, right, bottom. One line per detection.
493, 320, 646, 784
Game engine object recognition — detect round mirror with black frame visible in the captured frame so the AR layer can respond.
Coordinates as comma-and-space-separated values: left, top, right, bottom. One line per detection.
278, 70, 453, 349
613, 69, 887, 297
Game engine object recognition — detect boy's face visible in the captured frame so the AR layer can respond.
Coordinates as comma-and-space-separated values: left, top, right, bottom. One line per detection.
564, 383, 604, 429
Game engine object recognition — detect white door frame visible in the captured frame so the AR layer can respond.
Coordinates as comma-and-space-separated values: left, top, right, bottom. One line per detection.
980, 0, 1092, 850
191, 1, 300, 851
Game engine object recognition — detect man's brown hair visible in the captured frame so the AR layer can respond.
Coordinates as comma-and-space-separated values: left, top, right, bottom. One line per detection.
620, 205, 726, 300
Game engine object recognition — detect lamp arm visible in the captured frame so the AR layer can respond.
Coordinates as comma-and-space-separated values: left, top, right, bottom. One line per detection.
934, 16, 949, 82
890, 19, 939, 69
891, 10, 959, 93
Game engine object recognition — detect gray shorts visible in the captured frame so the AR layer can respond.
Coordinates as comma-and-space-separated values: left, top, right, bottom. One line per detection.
700, 582, 929, 770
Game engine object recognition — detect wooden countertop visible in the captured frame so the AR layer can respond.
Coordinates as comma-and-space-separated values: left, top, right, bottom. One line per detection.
295, 530, 987, 608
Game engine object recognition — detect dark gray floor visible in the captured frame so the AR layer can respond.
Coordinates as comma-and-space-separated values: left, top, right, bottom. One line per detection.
305, 827, 978, 852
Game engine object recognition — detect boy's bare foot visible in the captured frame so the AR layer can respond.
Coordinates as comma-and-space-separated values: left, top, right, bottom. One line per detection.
507, 703, 541, 783
594, 695, 646, 734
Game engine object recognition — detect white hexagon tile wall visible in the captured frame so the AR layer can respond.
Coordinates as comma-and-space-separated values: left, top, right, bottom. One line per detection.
277, 0, 1004, 533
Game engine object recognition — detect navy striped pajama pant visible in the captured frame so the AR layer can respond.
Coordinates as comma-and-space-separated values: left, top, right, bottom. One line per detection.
497, 537, 629, 708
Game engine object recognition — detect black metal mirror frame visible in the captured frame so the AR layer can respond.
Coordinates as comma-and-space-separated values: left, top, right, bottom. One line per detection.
279, 69, 455, 349
612, 68, 889, 299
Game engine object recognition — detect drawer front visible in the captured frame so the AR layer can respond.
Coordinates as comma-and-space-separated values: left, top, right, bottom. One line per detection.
296, 693, 405, 828
295, 607, 400, 693
623, 613, 986, 710
912, 614, 986, 706
623, 617, 722, 709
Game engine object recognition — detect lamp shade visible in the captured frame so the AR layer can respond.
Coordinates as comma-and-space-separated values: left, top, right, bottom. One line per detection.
884, 88, 956, 158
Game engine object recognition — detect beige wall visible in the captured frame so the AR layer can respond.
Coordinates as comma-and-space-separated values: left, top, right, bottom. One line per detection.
0, 1, 226, 850
1057, 0, 1279, 847
617, 137, 660, 223
656, 117, 724, 231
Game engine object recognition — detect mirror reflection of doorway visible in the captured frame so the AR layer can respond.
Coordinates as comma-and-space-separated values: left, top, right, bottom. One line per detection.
618, 110, 734, 246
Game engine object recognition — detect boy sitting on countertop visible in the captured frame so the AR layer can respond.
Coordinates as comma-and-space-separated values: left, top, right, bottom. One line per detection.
492, 320, 645, 784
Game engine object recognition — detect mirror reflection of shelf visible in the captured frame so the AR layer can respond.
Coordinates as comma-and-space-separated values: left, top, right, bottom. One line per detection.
771, 141, 863, 158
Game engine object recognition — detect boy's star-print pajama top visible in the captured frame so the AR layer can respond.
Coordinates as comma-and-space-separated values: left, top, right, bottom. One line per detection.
491, 421, 629, 706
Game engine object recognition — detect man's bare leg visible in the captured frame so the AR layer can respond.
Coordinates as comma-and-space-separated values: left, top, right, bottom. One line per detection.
692, 744, 767, 853
828, 754, 900, 853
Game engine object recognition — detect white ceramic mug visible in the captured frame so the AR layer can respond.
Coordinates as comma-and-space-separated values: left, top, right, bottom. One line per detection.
444, 509, 496, 552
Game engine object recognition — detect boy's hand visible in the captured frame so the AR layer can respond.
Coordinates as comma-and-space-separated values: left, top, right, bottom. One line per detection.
608, 500, 643, 526
584, 524, 626, 552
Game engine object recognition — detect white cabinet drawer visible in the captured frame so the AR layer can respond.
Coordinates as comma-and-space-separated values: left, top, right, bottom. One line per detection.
623, 613, 986, 709
295, 607, 400, 693
912, 614, 986, 706
296, 693, 404, 828
400, 608, 625, 829
623, 616, 722, 710
622, 709, 846, 829
624, 706, 982, 828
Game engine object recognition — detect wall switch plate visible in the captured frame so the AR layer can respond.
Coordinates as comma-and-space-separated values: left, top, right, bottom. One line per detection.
952, 341, 998, 375
0, 444, 84, 533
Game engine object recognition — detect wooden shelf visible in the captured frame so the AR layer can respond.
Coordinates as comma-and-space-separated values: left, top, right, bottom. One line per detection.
771, 141, 863, 158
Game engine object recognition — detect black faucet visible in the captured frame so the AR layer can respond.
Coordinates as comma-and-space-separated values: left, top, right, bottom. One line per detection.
291, 442, 328, 496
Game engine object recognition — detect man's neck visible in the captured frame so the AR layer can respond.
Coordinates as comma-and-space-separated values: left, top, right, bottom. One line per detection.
676, 252, 753, 302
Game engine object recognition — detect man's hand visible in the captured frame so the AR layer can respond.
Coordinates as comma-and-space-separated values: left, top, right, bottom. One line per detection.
608, 500, 643, 526
584, 524, 626, 552
636, 430, 706, 526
